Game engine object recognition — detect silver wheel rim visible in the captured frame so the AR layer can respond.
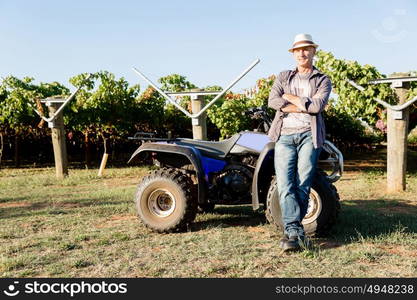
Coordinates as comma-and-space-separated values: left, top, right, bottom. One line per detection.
302, 189, 322, 225
148, 189, 176, 217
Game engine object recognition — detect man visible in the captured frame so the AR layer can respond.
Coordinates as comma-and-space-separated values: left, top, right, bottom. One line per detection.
268, 33, 332, 251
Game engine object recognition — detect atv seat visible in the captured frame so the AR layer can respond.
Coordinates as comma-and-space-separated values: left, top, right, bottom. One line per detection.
174, 134, 240, 160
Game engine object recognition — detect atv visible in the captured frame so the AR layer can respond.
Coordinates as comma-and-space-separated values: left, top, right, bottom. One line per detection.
128, 107, 343, 236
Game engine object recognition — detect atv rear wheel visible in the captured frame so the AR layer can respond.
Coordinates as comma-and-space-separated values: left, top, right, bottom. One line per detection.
135, 168, 197, 233
265, 170, 340, 236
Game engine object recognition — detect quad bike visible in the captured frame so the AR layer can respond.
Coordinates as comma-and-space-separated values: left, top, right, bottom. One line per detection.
128, 107, 343, 236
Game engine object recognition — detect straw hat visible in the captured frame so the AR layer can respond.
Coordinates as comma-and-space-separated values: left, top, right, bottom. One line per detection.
288, 33, 319, 52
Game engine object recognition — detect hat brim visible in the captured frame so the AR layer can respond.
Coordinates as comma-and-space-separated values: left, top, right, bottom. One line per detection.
288, 43, 319, 52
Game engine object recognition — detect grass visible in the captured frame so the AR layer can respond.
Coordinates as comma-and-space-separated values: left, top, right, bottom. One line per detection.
1, 150, 417, 278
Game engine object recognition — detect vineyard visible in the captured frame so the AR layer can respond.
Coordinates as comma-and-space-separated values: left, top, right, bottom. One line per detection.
1, 51, 416, 168
2, 50, 417, 279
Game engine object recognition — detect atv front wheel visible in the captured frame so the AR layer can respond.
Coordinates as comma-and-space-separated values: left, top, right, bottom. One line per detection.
265, 170, 340, 236
135, 168, 197, 233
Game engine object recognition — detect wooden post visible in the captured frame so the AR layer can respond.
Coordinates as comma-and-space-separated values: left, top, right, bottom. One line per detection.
0, 132, 3, 167
97, 133, 110, 177
191, 89, 207, 140
386, 77, 410, 192
47, 102, 68, 179
14, 134, 20, 167
98, 153, 109, 177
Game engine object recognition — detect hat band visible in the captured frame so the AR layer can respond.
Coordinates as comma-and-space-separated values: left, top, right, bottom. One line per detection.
292, 40, 315, 47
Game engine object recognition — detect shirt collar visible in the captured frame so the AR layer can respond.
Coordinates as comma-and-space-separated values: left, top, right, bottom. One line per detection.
291, 66, 322, 77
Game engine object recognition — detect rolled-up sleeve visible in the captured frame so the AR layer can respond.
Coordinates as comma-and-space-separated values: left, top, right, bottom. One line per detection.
299, 76, 331, 114
268, 73, 288, 111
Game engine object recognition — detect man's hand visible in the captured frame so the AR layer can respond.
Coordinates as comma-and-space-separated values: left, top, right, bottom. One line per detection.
282, 93, 304, 111
281, 104, 302, 113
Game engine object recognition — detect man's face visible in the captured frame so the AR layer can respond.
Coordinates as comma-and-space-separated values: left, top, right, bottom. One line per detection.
293, 46, 316, 68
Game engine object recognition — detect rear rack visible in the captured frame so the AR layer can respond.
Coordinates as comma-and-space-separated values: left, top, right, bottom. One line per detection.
128, 132, 177, 142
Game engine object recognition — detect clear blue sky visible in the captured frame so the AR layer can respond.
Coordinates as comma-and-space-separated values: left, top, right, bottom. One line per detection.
0, 0, 416, 93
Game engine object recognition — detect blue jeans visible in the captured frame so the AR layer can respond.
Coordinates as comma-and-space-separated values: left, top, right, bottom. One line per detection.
274, 131, 321, 238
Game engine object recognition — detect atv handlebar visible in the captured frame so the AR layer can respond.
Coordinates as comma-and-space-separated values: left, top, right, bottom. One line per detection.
244, 107, 272, 133
244, 107, 266, 117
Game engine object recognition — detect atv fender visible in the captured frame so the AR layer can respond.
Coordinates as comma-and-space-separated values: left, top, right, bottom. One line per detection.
251, 142, 275, 210
128, 143, 208, 204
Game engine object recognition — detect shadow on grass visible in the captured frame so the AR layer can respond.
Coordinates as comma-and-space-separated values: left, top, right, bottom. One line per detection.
0, 197, 31, 203
343, 148, 417, 174
330, 199, 417, 243
191, 205, 266, 231
190, 200, 417, 250
0, 196, 129, 219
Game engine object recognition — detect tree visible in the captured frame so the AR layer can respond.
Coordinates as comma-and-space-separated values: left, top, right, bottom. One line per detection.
315, 50, 397, 127
133, 86, 165, 135
68, 71, 140, 167
0, 76, 69, 166
159, 74, 197, 138
206, 76, 275, 138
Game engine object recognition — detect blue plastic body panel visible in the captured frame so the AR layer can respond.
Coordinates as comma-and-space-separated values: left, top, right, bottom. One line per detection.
132, 141, 226, 182
179, 144, 226, 180
200, 156, 227, 180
